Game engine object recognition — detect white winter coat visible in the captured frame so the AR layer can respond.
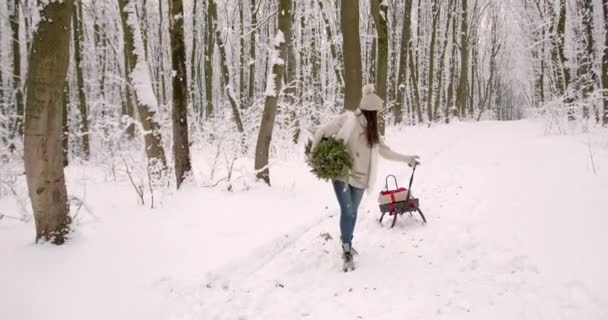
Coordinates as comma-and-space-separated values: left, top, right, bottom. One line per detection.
311, 109, 416, 190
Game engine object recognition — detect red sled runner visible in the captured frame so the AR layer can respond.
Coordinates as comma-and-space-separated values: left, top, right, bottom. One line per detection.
378, 165, 427, 228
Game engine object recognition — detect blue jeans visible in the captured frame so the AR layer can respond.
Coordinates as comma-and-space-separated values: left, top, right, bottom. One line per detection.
332, 180, 365, 244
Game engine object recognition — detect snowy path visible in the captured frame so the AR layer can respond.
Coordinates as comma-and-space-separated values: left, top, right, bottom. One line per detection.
1, 120, 607, 320
167, 121, 608, 320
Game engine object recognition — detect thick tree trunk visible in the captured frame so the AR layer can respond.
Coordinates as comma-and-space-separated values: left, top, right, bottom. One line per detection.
254, 0, 291, 185
371, 0, 388, 133
341, 0, 363, 110
24, 0, 72, 244
456, 0, 469, 118
119, 0, 167, 172
73, 0, 90, 160
209, 0, 244, 132
602, 0, 608, 125
396, 0, 413, 124
170, 0, 192, 189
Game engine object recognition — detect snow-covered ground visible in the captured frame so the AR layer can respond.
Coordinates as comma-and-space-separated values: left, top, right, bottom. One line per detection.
1, 120, 607, 320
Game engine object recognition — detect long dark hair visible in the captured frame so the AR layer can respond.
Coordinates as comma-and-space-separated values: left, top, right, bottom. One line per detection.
362, 110, 380, 147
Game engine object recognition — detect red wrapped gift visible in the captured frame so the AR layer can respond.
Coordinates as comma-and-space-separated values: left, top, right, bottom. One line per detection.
378, 188, 416, 207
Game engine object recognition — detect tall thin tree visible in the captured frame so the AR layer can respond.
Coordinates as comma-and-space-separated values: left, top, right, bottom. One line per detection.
602, 0, 608, 125
170, 0, 192, 188
254, 0, 292, 185
9, 0, 24, 139
73, 0, 90, 159
371, 0, 388, 133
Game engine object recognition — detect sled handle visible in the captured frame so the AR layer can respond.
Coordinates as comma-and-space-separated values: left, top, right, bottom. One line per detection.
385, 174, 399, 191
404, 164, 417, 202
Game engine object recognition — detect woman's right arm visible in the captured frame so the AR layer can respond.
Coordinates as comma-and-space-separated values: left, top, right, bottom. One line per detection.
311, 113, 349, 151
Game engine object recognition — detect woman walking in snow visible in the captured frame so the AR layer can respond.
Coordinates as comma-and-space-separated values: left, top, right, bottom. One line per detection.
311, 84, 420, 271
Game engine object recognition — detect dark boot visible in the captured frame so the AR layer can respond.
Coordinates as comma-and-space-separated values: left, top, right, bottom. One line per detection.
342, 242, 355, 272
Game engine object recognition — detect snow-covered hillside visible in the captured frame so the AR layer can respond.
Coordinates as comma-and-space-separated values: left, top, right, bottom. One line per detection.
1, 120, 607, 320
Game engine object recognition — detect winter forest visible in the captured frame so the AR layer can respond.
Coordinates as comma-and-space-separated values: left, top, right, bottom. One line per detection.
1, 0, 607, 319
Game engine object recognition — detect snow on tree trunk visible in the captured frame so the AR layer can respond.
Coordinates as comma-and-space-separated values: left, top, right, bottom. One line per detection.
209, 0, 244, 132
119, 0, 167, 174
170, 0, 192, 189
254, 0, 291, 185
24, 0, 72, 245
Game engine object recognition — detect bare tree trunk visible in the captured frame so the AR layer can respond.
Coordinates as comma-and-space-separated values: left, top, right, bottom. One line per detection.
121, 9, 136, 139
170, 0, 192, 189
157, 0, 167, 106
254, 0, 292, 185
602, 0, 608, 125
434, 0, 454, 121
371, 0, 388, 133
341, 0, 363, 110
209, 0, 244, 132
62, 78, 70, 167
119, 0, 168, 172
426, 0, 440, 122
190, 0, 202, 119
579, 0, 594, 119
456, 0, 469, 118
204, 0, 215, 118
239, 0, 246, 107
557, 0, 570, 94
9, 0, 24, 140
73, 0, 90, 160
446, 0, 459, 123
395, 0, 413, 124
24, 0, 72, 244
248, 0, 257, 105
408, 46, 422, 123
318, 0, 345, 91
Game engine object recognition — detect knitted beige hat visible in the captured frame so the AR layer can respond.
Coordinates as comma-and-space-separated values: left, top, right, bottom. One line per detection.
358, 84, 384, 111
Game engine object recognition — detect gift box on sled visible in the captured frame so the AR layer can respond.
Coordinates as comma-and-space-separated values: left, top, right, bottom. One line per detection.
377, 173, 426, 228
